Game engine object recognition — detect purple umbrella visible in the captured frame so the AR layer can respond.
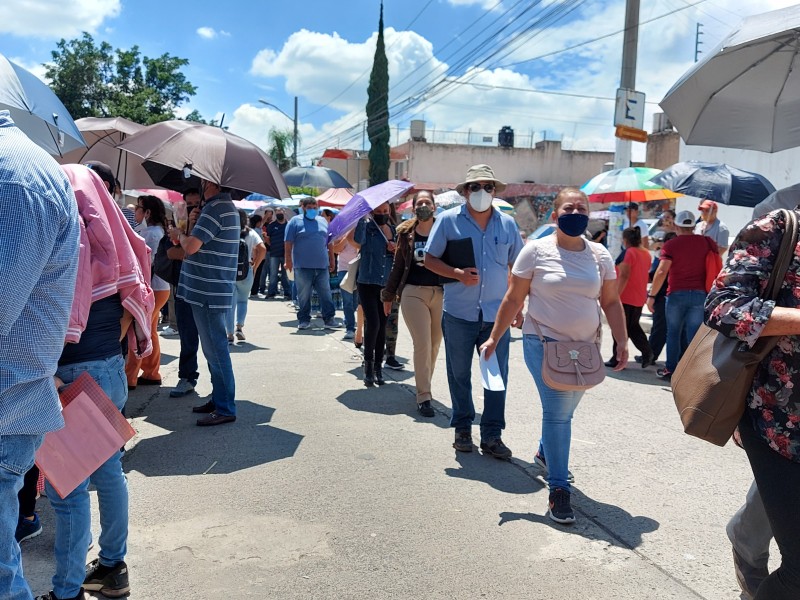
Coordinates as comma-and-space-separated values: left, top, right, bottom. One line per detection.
327, 180, 414, 241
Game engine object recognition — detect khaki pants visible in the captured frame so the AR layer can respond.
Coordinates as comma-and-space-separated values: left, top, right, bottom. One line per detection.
399, 285, 443, 403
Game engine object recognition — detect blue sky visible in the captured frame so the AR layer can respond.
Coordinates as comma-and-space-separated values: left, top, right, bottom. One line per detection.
2, 0, 797, 164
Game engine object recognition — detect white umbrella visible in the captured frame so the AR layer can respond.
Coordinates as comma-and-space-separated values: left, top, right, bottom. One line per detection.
660, 4, 800, 153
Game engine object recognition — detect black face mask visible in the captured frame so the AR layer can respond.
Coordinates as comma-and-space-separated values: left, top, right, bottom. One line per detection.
276, 214, 285, 222
373, 214, 390, 226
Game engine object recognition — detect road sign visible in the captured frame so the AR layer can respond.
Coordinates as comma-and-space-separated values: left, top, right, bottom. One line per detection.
615, 88, 646, 130
615, 125, 648, 143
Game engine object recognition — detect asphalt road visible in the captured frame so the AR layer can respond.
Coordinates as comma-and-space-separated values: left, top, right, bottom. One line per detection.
22, 297, 767, 599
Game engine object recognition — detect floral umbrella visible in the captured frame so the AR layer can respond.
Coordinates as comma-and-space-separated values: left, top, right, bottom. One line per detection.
580, 167, 683, 204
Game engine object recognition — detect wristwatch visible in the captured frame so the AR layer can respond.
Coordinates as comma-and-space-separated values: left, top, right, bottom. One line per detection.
647, 294, 656, 299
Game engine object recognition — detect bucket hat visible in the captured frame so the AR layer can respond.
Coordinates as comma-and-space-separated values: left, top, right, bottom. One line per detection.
455, 164, 507, 194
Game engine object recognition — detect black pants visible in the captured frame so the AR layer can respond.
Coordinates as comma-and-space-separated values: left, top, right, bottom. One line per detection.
17, 465, 39, 518
740, 415, 800, 599
357, 283, 387, 364
648, 294, 667, 360
613, 304, 652, 360
251, 261, 264, 296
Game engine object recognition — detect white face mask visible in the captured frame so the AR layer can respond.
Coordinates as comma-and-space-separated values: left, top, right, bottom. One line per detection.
468, 189, 493, 212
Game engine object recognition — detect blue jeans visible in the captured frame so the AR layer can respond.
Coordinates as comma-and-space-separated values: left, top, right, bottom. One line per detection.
523, 335, 584, 492
175, 295, 199, 382
442, 312, 509, 441
0, 433, 44, 600
338, 270, 359, 332
192, 304, 236, 416
295, 268, 335, 324
267, 256, 290, 297
46, 354, 128, 599
226, 273, 254, 333
665, 290, 706, 372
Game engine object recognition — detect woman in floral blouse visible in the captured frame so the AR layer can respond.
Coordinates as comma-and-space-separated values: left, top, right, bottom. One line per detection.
705, 209, 800, 599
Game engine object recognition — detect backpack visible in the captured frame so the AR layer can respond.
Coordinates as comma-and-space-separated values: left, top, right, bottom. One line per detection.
153, 234, 181, 286
236, 237, 249, 281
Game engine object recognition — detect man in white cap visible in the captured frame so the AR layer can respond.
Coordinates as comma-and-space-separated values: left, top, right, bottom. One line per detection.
646, 210, 713, 380
424, 164, 524, 458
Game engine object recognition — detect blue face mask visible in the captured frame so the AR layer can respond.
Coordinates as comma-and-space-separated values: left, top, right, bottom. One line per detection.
557, 213, 589, 237
304, 208, 319, 220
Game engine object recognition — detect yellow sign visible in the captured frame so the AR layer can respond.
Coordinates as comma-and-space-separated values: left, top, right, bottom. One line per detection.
615, 125, 648, 143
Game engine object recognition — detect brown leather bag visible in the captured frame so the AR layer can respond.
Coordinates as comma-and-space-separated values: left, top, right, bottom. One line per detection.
529, 317, 605, 392
671, 209, 798, 446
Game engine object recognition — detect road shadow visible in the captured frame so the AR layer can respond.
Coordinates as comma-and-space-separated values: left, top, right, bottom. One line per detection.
124, 399, 303, 477
605, 363, 672, 387
229, 342, 270, 353
445, 451, 545, 494
336, 387, 451, 429
498, 488, 659, 549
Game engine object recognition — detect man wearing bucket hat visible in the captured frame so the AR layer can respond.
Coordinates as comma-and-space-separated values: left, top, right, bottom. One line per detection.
646, 210, 711, 381
424, 164, 524, 458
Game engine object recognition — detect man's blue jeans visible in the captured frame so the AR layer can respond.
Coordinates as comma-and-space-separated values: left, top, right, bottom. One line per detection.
0, 433, 43, 600
191, 304, 236, 416
523, 335, 584, 492
442, 312, 509, 441
338, 270, 359, 332
665, 290, 706, 372
175, 295, 199, 382
46, 354, 128, 599
267, 256, 290, 297
295, 268, 335, 324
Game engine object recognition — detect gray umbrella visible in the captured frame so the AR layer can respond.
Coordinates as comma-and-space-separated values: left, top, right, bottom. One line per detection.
282, 166, 352, 189
0, 53, 85, 157
116, 120, 290, 198
660, 5, 800, 153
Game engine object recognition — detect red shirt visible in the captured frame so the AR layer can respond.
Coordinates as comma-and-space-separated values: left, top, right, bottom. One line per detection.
660, 235, 711, 294
617, 246, 651, 307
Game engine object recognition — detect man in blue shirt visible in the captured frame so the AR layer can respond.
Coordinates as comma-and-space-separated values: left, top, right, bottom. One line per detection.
285, 197, 341, 330
173, 179, 239, 426
0, 112, 80, 600
265, 208, 291, 299
425, 164, 524, 459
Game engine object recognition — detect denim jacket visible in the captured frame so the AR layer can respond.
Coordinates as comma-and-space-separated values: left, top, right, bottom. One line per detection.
354, 218, 395, 286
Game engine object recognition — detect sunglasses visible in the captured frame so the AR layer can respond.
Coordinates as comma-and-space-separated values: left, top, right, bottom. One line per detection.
467, 182, 495, 193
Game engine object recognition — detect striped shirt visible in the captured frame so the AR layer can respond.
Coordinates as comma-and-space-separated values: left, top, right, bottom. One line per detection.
177, 194, 239, 309
0, 111, 81, 435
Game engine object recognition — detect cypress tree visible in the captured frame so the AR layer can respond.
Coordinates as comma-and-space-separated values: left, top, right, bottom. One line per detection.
366, 2, 390, 186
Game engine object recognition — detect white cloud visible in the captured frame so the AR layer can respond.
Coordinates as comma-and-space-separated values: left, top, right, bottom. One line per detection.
447, 0, 499, 9
9, 57, 49, 83
196, 26, 230, 40
0, 0, 120, 38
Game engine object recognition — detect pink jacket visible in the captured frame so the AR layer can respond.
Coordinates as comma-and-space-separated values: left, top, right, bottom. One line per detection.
61, 164, 155, 358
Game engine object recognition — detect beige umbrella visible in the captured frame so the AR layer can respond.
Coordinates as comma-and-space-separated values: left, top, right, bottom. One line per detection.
117, 120, 290, 198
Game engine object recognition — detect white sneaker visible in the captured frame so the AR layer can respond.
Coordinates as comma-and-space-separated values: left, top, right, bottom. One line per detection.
235, 328, 245, 341
160, 326, 179, 337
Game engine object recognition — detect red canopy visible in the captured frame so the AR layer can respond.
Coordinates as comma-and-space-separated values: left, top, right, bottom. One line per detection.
317, 187, 353, 207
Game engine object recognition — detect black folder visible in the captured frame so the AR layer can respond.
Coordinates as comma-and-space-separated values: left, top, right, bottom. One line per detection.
439, 237, 476, 284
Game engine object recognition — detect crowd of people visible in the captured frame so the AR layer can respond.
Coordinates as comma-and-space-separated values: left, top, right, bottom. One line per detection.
1, 102, 798, 600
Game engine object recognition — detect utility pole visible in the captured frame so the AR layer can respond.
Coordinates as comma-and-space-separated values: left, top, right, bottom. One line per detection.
613, 0, 640, 170
695, 23, 704, 62
292, 96, 298, 167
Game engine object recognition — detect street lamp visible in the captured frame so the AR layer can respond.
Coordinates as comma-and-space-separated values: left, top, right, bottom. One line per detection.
259, 97, 298, 168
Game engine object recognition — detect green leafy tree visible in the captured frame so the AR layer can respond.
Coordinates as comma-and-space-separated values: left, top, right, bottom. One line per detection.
268, 128, 298, 172
366, 2, 390, 186
45, 32, 198, 124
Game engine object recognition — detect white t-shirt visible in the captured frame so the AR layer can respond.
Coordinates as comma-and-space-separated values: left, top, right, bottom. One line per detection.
243, 229, 264, 262
140, 224, 170, 292
512, 235, 616, 342
622, 217, 649, 240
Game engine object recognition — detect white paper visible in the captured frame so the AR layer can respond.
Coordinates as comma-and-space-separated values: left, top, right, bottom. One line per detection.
479, 348, 506, 391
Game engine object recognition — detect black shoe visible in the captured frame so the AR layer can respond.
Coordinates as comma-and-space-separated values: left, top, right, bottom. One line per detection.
533, 451, 575, 483
384, 356, 404, 370
192, 401, 215, 414
374, 362, 385, 385
634, 355, 643, 363
656, 367, 672, 381
84, 559, 130, 598
35, 591, 90, 600
548, 487, 576, 524
136, 376, 161, 385
417, 400, 434, 417
453, 430, 473, 452
196, 412, 236, 426
480, 438, 513, 459
732, 547, 768, 600
640, 352, 655, 368
604, 359, 618, 368
363, 361, 374, 387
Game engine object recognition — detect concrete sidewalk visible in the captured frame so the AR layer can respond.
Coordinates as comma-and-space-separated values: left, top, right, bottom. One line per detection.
22, 297, 762, 599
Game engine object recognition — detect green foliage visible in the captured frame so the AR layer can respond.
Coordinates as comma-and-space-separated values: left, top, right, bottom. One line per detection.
45, 32, 198, 125
366, 2, 390, 187
288, 186, 316, 197
269, 128, 298, 172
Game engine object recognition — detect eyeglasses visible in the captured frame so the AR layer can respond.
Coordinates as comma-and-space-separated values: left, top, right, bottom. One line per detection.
467, 183, 495, 193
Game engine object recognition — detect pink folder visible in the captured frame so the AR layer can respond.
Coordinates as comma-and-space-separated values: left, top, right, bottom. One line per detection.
35, 372, 136, 499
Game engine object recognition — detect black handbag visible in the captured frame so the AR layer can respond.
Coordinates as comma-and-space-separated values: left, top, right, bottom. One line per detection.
152, 235, 181, 286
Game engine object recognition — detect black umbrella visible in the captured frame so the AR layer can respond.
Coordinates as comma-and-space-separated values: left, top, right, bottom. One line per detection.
282, 166, 352, 189
648, 161, 776, 208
